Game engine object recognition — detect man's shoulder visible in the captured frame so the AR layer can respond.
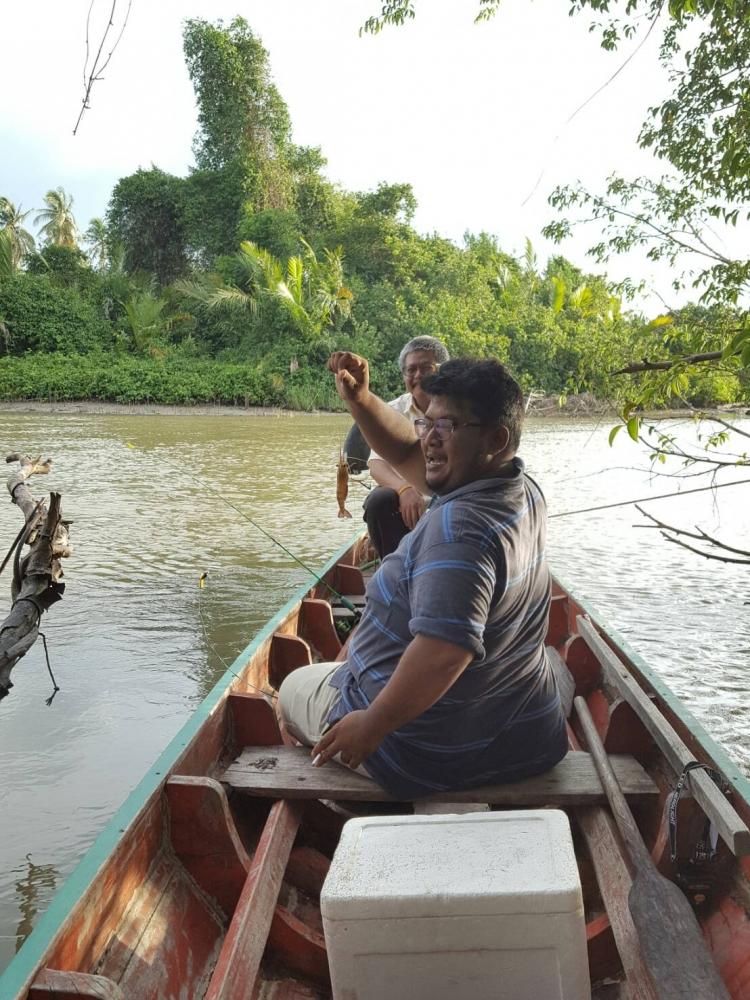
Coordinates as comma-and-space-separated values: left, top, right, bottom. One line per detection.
413, 499, 498, 554
387, 392, 414, 415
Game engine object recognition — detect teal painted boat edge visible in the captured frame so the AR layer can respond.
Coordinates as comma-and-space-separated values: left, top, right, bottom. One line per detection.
555, 572, 750, 806
0, 530, 365, 999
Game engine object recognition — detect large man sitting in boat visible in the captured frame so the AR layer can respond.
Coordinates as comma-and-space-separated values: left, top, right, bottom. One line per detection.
278, 352, 567, 798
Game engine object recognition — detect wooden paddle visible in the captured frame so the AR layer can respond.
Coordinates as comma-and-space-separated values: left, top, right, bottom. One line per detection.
574, 696, 730, 1000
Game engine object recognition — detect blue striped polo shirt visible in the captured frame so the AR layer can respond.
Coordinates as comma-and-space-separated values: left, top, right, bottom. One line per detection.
327, 457, 567, 798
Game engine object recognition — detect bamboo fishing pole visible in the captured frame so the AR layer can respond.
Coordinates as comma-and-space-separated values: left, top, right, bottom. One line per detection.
550, 477, 750, 519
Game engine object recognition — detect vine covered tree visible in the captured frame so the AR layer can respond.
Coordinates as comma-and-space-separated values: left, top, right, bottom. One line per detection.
182, 15, 295, 239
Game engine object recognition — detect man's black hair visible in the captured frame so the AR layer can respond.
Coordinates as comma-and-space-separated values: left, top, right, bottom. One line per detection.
421, 358, 524, 451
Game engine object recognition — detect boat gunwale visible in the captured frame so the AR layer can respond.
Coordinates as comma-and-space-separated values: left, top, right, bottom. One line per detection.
0, 531, 363, 999
554, 572, 750, 806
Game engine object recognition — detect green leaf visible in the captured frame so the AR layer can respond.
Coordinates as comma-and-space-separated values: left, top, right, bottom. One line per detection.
626, 416, 640, 442
608, 424, 623, 446
646, 314, 673, 329
723, 328, 750, 359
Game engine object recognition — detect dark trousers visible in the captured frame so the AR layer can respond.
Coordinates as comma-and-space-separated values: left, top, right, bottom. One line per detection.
362, 487, 410, 560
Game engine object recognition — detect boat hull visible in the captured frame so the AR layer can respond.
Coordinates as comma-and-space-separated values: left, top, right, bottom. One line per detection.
2, 532, 749, 999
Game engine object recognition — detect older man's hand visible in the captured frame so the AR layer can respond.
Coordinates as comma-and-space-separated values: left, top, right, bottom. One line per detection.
398, 485, 426, 530
327, 351, 370, 404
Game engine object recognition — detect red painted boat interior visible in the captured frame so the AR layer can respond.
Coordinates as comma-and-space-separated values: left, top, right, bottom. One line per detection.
18, 559, 750, 1000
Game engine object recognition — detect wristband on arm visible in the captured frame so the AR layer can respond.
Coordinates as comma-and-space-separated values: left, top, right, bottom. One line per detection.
397, 484, 413, 497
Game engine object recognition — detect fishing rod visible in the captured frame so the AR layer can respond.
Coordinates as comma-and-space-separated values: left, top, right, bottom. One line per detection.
550, 477, 750, 519
125, 443, 357, 613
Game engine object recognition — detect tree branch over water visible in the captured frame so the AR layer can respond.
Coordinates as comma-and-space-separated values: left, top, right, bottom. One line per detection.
634, 503, 750, 564
612, 350, 725, 375
0, 455, 72, 702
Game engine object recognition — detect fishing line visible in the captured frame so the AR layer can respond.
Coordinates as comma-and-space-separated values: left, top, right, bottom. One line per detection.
196, 578, 278, 701
520, 3, 665, 208
125, 443, 357, 613
550, 477, 750, 518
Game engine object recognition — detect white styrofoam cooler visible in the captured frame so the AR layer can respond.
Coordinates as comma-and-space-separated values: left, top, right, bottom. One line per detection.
321, 809, 590, 1000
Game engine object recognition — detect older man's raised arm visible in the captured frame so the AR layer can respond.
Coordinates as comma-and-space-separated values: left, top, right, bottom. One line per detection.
328, 352, 428, 494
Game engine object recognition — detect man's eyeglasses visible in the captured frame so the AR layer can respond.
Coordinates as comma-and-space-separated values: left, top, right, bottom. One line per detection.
413, 417, 483, 439
403, 363, 438, 378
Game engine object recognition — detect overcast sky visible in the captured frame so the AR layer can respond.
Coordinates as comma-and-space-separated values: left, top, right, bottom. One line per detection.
0, 0, 731, 311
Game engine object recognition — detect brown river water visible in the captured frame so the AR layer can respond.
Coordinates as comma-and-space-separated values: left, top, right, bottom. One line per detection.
0, 408, 748, 971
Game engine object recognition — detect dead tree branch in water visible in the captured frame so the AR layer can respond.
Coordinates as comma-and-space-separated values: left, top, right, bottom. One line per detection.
0, 455, 72, 702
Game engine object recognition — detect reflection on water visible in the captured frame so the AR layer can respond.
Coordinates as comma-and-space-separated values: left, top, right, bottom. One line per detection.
0, 408, 747, 969
13, 856, 58, 954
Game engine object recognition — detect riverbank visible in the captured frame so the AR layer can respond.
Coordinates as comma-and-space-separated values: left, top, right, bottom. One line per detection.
0, 399, 313, 417
1, 396, 746, 419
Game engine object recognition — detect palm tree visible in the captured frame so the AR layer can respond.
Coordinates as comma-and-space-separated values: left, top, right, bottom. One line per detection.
0, 198, 35, 268
0, 228, 15, 284
177, 240, 353, 345
83, 217, 109, 270
34, 188, 78, 248
0, 229, 13, 353
123, 291, 171, 357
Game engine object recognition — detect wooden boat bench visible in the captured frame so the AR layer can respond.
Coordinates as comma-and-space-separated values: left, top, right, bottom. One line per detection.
221, 745, 658, 805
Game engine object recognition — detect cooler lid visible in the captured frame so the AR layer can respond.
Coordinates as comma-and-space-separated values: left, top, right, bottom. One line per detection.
320, 809, 582, 920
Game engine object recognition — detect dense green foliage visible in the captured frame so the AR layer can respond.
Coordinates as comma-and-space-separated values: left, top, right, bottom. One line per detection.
0, 353, 348, 409
361, 0, 750, 490
0, 15, 746, 413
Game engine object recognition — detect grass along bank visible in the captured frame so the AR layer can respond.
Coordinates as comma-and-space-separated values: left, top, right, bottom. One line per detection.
0, 354, 348, 411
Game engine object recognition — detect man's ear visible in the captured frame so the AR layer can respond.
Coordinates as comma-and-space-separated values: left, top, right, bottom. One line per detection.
488, 424, 510, 457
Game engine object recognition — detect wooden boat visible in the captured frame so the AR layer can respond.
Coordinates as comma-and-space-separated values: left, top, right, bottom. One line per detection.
2, 530, 750, 1000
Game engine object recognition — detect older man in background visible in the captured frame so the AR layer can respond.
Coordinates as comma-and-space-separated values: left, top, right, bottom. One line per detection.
363, 335, 449, 558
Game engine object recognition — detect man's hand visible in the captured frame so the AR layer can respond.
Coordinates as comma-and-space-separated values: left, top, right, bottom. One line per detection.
311, 709, 385, 771
327, 351, 369, 404
398, 485, 425, 530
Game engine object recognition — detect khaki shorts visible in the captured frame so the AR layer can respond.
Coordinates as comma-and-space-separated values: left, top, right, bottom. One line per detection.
278, 661, 342, 747
278, 661, 372, 777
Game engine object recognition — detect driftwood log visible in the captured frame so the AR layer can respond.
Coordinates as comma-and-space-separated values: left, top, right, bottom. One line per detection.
0, 454, 72, 701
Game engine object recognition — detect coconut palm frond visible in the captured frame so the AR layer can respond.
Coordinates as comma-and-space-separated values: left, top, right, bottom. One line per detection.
285, 256, 305, 304
84, 217, 109, 270
173, 278, 215, 304
275, 283, 311, 332
570, 284, 594, 314
1, 199, 35, 268
237, 240, 283, 291
550, 275, 566, 314
0, 229, 14, 283
35, 187, 78, 248
323, 245, 346, 286
208, 285, 258, 314
523, 237, 536, 274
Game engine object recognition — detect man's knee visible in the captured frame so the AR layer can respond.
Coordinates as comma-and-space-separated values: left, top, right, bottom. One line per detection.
277, 662, 341, 747
363, 486, 400, 521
